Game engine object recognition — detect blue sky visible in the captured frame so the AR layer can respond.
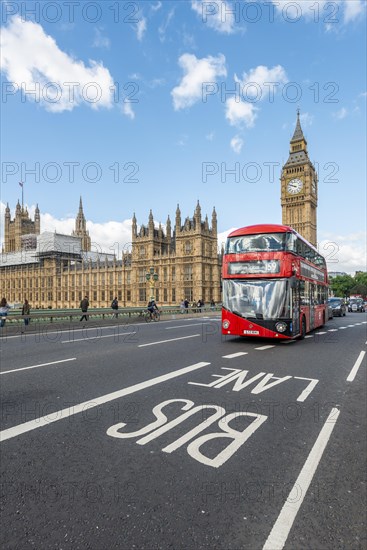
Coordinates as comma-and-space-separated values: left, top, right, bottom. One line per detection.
1, 0, 366, 272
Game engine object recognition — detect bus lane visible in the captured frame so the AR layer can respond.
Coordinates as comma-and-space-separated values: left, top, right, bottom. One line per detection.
1, 334, 359, 550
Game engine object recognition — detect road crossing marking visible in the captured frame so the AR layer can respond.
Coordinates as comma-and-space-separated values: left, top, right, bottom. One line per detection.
0, 361, 211, 443
346, 351, 366, 382
263, 407, 340, 550
138, 334, 200, 347
222, 352, 248, 359
1, 358, 77, 375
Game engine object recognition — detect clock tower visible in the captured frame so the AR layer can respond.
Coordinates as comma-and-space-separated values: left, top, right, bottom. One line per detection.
281, 110, 318, 246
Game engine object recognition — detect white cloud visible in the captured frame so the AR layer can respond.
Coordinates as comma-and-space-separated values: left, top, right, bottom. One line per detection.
230, 135, 244, 154
0, 16, 115, 113
225, 97, 258, 127
318, 232, 367, 274
136, 17, 147, 41
158, 8, 175, 42
234, 65, 288, 100
333, 107, 348, 119
121, 101, 135, 120
191, 0, 237, 34
225, 65, 287, 128
171, 53, 227, 110
93, 28, 111, 49
206, 131, 215, 141
343, 0, 365, 23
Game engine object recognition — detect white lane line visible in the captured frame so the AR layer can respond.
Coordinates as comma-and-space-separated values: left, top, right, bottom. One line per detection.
316, 331, 327, 335
138, 334, 200, 347
62, 332, 135, 344
346, 351, 366, 382
0, 361, 211, 443
304, 335, 313, 339
255, 345, 275, 351
328, 329, 338, 332
339, 327, 347, 329
263, 407, 340, 550
222, 352, 248, 359
1, 358, 77, 375
166, 323, 208, 330
347, 325, 355, 328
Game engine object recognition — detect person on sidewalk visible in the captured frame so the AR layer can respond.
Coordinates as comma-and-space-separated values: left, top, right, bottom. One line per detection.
21, 299, 31, 332
80, 296, 89, 324
0, 297, 10, 328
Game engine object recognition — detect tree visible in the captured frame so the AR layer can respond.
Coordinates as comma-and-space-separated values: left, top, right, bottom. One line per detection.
330, 274, 354, 297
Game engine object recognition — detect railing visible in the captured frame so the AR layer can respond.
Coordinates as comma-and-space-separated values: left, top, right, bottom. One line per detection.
2, 305, 222, 326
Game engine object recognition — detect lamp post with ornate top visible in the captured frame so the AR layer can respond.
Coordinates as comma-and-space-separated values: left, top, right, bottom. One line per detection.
146, 267, 158, 300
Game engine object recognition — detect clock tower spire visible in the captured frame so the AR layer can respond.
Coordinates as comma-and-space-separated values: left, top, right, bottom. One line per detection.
280, 111, 318, 246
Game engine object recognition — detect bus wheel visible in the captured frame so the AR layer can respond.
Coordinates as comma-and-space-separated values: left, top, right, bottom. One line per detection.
299, 317, 306, 340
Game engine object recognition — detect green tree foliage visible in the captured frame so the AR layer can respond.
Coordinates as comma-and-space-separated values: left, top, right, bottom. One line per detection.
330, 274, 355, 297
330, 272, 367, 298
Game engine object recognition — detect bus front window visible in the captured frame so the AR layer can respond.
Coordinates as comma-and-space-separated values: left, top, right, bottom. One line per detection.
223, 279, 291, 320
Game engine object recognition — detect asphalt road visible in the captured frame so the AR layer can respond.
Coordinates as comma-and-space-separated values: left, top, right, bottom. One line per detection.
1, 312, 366, 549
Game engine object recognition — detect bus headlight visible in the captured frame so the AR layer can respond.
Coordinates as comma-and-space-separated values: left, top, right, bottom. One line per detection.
275, 321, 287, 333
223, 320, 230, 329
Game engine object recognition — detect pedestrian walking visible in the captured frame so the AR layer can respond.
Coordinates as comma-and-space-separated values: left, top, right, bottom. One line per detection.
21, 299, 31, 331
0, 297, 10, 328
80, 295, 89, 324
111, 297, 119, 318
210, 299, 215, 311
184, 299, 189, 313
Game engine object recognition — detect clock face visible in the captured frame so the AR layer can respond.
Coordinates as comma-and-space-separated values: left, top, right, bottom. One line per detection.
287, 178, 303, 194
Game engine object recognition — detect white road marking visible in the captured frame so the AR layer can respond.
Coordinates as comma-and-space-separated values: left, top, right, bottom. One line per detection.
255, 346, 275, 350
62, 332, 135, 344
347, 325, 355, 328
293, 377, 319, 402
346, 351, 366, 382
263, 407, 340, 550
328, 329, 338, 332
0, 361, 211, 443
304, 335, 313, 339
222, 352, 248, 359
138, 334, 200, 347
316, 331, 327, 335
1, 358, 77, 375
166, 323, 208, 330
339, 327, 347, 329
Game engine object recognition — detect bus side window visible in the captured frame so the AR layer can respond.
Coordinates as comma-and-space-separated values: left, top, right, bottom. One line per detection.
299, 280, 307, 305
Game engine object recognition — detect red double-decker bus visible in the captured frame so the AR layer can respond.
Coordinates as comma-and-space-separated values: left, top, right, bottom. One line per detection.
221, 224, 328, 340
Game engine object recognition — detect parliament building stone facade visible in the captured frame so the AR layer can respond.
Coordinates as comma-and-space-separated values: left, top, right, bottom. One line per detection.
0, 199, 221, 309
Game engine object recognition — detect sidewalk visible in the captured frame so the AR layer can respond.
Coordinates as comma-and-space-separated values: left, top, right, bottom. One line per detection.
0, 310, 221, 338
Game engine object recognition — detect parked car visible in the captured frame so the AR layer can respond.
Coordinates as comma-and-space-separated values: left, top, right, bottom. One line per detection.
348, 298, 365, 313
327, 302, 334, 320
328, 297, 346, 317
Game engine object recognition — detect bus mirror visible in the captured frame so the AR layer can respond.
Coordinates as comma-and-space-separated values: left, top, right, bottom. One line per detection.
290, 276, 297, 289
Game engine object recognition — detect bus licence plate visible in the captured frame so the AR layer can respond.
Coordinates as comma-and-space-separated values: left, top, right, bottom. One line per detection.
243, 330, 259, 335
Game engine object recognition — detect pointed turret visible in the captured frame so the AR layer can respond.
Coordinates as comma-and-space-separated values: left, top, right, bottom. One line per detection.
148, 209, 154, 235
211, 206, 217, 235
73, 197, 91, 251
132, 212, 137, 239
175, 204, 181, 231
35, 204, 40, 235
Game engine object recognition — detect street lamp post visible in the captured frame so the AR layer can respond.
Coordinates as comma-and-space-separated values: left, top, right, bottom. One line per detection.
146, 267, 158, 300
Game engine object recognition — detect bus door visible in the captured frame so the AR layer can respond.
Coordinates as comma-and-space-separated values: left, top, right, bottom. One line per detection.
291, 279, 300, 336
309, 283, 315, 330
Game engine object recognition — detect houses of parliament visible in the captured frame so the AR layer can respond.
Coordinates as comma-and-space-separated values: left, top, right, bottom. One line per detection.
0, 112, 318, 309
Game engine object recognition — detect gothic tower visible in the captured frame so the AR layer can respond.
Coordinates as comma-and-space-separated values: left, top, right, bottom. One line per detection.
3, 201, 40, 253
280, 110, 318, 246
72, 197, 91, 251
